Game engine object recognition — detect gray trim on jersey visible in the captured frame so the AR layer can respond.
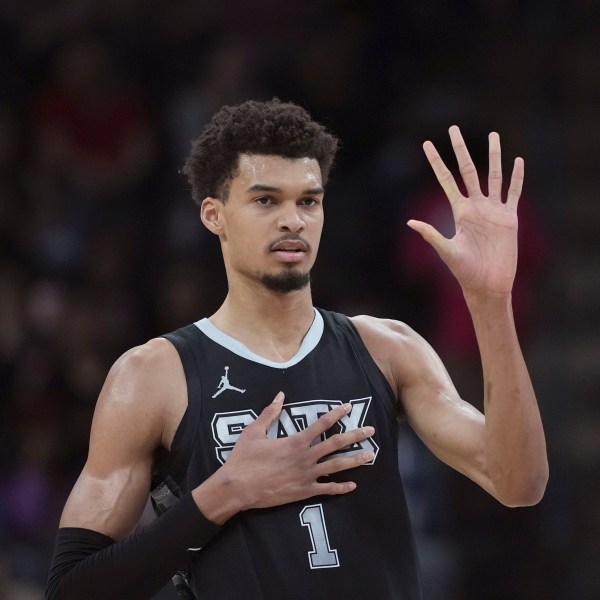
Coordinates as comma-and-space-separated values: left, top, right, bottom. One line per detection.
194, 308, 324, 368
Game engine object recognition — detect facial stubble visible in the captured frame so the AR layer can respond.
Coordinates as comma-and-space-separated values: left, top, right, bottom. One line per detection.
260, 269, 311, 293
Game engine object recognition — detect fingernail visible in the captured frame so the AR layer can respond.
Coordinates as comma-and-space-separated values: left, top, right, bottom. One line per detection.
347, 482, 356, 491
363, 451, 375, 461
273, 391, 284, 403
342, 403, 351, 412
363, 426, 374, 435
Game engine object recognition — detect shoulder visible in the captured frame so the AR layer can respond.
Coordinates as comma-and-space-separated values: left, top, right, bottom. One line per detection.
348, 315, 431, 394
349, 314, 420, 355
102, 337, 182, 404
93, 337, 186, 450
108, 336, 181, 382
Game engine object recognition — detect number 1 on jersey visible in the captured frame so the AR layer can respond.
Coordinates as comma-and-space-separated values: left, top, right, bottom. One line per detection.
299, 504, 340, 569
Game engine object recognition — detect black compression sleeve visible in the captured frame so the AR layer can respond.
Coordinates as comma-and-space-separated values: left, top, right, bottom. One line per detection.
46, 493, 221, 600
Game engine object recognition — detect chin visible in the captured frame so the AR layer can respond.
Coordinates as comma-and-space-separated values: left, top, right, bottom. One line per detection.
260, 270, 311, 293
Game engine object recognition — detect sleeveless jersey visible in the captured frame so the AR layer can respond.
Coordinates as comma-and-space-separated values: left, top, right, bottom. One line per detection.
156, 308, 422, 599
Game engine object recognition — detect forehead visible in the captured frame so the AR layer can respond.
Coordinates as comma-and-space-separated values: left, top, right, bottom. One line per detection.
231, 154, 322, 192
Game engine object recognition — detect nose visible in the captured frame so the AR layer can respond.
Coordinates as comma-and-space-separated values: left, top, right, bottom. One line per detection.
277, 203, 306, 233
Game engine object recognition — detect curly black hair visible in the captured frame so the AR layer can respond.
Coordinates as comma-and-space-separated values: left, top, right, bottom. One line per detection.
182, 98, 339, 204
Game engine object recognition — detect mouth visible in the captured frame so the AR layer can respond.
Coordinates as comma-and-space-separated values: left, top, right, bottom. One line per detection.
271, 249, 306, 263
269, 238, 309, 263
270, 239, 308, 253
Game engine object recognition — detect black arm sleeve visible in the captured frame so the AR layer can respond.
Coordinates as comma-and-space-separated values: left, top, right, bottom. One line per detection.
46, 493, 221, 600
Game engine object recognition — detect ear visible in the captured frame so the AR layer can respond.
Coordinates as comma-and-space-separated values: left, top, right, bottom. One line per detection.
200, 197, 224, 235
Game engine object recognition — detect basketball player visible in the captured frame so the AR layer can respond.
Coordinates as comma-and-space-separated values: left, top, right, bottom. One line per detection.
46, 99, 548, 599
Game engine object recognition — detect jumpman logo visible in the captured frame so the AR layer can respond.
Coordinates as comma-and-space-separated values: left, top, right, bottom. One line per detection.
212, 366, 246, 398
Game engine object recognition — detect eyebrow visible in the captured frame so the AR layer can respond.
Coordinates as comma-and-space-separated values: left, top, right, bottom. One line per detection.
246, 184, 325, 195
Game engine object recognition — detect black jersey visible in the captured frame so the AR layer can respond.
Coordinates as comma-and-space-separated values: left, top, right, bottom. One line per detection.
155, 308, 422, 599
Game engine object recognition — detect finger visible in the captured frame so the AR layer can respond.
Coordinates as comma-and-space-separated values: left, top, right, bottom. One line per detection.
448, 125, 482, 197
314, 450, 375, 478
423, 140, 462, 204
311, 426, 375, 460
507, 157, 524, 208
407, 219, 450, 257
312, 480, 357, 496
250, 391, 285, 435
301, 403, 352, 441
488, 131, 502, 199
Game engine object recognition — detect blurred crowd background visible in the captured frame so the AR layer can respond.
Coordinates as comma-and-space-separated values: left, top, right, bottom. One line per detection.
1, 1, 599, 598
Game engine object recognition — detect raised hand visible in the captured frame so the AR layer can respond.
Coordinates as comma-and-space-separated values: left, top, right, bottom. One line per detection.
408, 126, 524, 297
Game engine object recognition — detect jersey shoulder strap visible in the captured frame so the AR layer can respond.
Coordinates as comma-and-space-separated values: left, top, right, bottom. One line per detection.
153, 324, 205, 488
324, 310, 401, 418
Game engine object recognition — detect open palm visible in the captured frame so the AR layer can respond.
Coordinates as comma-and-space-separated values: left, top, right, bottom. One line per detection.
408, 126, 524, 296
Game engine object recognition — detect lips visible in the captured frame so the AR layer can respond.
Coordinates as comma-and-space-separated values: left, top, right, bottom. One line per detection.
269, 237, 309, 263
270, 239, 307, 253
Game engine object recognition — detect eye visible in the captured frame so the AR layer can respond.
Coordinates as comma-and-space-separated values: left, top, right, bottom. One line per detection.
300, 197, 320, 206
255, 196, 273, 206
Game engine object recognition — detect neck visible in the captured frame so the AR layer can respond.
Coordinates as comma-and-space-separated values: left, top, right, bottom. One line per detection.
209, 282, 316, 362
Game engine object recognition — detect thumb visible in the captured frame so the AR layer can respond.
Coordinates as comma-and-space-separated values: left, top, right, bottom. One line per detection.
407, 219, 449, 257
252, 391, 285, 434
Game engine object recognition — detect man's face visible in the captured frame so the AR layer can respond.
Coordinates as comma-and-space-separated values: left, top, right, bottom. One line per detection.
210, 153, 324, 293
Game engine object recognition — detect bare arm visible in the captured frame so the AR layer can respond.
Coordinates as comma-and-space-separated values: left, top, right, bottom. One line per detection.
353, 127, 548, 508
47, 339, 199, 599
58, 340, 169, 539
354, 310, 546, 508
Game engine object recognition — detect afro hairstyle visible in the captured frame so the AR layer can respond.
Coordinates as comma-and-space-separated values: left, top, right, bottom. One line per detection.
182, 98, 339, 204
